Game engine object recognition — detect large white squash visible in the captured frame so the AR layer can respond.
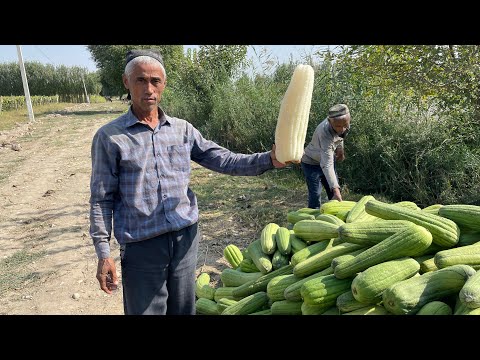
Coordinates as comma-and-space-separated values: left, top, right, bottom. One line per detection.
274, 64, 314, 164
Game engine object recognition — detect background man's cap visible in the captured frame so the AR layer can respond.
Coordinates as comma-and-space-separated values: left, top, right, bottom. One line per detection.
125, 49, 164, 66
328, 104, 350, 118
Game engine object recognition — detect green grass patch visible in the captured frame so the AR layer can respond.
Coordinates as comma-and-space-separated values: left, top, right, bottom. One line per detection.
0, 102, 76, 132
0, 249, 47, 296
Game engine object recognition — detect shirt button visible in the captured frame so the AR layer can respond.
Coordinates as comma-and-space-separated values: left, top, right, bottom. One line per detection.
163, 194, 167, 199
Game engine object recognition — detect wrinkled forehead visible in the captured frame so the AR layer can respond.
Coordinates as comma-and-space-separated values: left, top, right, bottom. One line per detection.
125, 56, 166, 78
330, 114, 351, 125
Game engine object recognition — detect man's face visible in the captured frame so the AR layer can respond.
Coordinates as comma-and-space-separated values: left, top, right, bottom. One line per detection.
123, 61, 166, 112
329, 115, 350, 136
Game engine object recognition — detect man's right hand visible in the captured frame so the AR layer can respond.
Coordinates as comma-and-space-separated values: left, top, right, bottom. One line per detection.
332, 187, 343, 202
96, 257, 119, 294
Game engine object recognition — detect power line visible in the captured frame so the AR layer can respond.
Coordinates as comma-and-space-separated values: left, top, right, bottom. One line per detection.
33, 45, 55, 65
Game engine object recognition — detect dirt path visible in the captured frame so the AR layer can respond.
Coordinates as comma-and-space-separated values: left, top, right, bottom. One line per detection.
0, 102, 239, 315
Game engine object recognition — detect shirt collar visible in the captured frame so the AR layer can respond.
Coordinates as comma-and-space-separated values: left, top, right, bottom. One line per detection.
123, 106, 171, 129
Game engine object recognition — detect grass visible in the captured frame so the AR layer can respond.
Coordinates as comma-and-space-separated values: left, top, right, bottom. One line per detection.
0, 249, 46, 296
0, 102, 76, 132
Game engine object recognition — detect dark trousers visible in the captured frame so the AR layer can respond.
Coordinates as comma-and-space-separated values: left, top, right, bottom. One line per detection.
120, 222, 201, 315
301, 162, 335, 209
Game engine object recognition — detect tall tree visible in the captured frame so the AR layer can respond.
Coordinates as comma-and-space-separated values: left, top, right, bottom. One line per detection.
87, 45, 184, 97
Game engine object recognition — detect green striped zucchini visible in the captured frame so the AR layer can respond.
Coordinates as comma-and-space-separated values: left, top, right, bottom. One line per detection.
232, 264, 294, 299
334, 224, 431, 280
315, 213, 346, 226
351, 257, 420, 304
283, 266, 334, 302
416, 301, 452, 315
342, 305, 389, 315
345, 195, 376, 223
301, 274, 353, 306
438, 204, 480, 231
293, 219, 339, 241
271, 249, 290, 270
266, 274, 299, 301
275, 226, 292, 255
195, 298, 219, 315
459, 270, 480, 309
290, 238, 334, 266
294, 241, 365, 278
337, 220, 412, 246
382, 264, 476, 315
365, 199, 460, 247
260, 223, 279, 255
222, 291, 269, 315
336, 290, 368, 313
223, 244, 243, 268
320, 200, 356, 215
247, 240, 272, 274
434, 243, 480, 269
195, 273, 216, 300
220, 268, 263, 287
270, 300, 303, 315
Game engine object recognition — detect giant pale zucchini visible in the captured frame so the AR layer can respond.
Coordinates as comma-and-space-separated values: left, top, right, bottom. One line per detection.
382, 264, 476, 315
274, 64, 314, 164
365, 199, 460, 247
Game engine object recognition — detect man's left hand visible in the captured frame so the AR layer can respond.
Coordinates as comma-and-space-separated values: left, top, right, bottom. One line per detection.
335, 147, 345, 162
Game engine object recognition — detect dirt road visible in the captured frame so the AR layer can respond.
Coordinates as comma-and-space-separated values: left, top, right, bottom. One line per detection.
0, 102, 239, 315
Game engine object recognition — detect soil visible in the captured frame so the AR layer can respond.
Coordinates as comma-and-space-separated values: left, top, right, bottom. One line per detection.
0, 102, 244, 315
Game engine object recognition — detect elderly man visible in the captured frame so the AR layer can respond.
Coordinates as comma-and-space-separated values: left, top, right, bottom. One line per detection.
89, 48, 286, 315
300, 104, 351, 208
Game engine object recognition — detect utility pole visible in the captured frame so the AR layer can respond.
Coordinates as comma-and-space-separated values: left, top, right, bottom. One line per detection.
16, 45, 35, 122
81, 72, 90, 104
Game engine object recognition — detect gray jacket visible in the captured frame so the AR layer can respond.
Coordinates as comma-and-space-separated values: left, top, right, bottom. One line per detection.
301, 117, 344, 190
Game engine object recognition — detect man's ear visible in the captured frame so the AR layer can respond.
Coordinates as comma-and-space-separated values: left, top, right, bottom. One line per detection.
122, 74, 129, 90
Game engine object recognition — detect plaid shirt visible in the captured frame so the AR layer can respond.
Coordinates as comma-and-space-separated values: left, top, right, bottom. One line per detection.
90, 107, 274, 259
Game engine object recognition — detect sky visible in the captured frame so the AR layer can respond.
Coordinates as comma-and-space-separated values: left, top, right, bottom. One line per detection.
0, 45, 337, 73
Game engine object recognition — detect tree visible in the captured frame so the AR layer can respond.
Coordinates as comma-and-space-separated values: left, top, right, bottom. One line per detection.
86, 45, 184, 97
